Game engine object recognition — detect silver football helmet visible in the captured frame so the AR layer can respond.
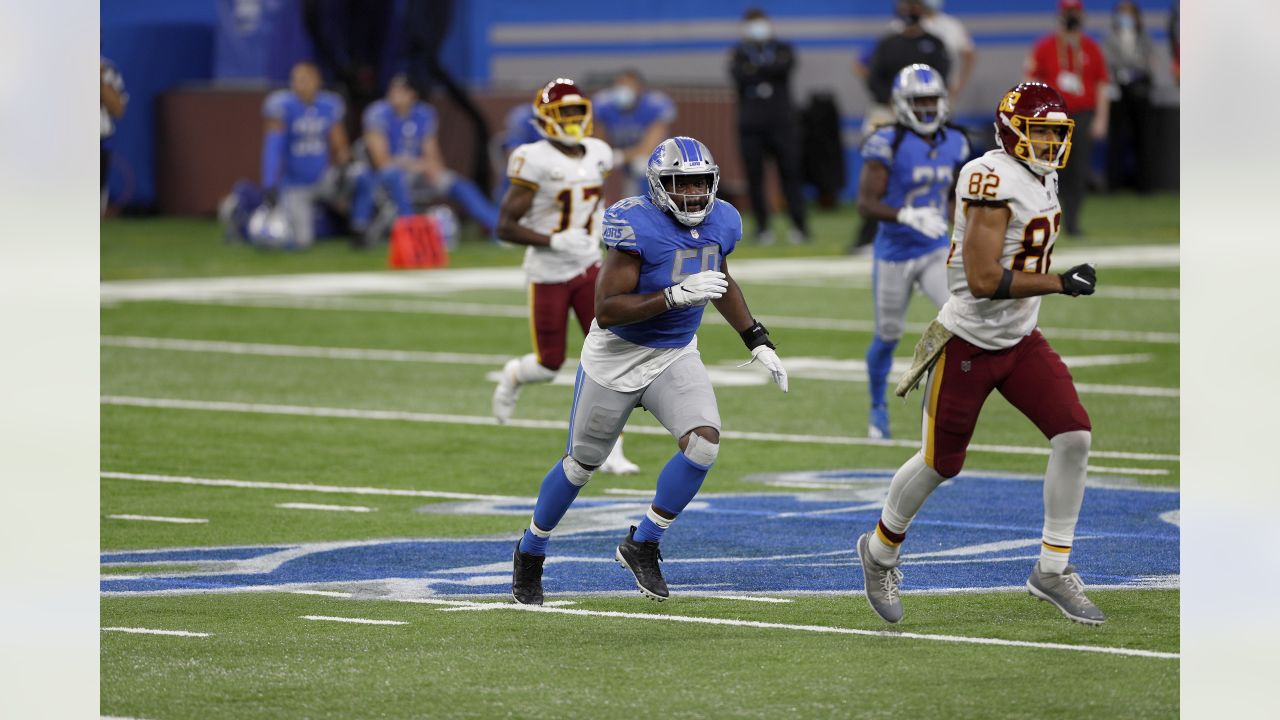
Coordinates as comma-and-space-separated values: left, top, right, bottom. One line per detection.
646, 136, 719, 226
891, 63, 949, 135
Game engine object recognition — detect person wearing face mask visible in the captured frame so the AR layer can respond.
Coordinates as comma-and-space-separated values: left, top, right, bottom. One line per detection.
1102, 0, 1155, 193
593, 69, 677, 198
728, 8, 810, 245
1026, 0, 1110, 236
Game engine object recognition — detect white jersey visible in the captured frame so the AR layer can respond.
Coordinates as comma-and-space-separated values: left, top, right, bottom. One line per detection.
507, 137, 614, 283
938, 149, 1062, 350
579, 321, 699, 393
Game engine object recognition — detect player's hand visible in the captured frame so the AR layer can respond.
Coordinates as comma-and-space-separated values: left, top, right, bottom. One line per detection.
1059, 263, 1097, 296
663, 270, 727, 309
548, 228, 597, 254
897, 206, 948, 238
743, 345, 789, 393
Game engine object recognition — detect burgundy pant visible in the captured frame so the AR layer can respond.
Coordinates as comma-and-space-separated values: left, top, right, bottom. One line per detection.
922, 329, 1091, 478
529, 263, 599, 370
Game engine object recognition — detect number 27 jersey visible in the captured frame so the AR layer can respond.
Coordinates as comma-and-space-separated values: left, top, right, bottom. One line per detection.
938, 150, 1063, 351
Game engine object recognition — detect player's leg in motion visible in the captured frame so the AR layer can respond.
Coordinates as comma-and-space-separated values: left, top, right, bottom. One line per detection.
491, 279, 573, 423
512, 368, 639, 605
857, 338, 994, 622
996, 331, 1104, 624
614, 355, 722, 601
866, 257, 912, 439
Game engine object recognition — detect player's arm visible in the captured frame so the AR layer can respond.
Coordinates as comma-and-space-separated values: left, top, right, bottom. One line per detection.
712, 259, 788, 392
420, 133, 446, 182
495, 183, 551, 247
260, 105, 286, 199
101, 64, 127, 119
961, 204, 1092, 298
594, 248, 670, 328
328, 121, 351, 167
629, 118, 672, 163
364, 128, 392, 170
854, 160, 896, 222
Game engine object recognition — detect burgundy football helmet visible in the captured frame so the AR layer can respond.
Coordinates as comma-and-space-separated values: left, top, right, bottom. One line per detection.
994, 82, 1075, 176
531, 78, 593, 145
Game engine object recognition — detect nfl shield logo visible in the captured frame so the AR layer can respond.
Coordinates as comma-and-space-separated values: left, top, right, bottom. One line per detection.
961, 360, 972, 373
690, 229, 699, 239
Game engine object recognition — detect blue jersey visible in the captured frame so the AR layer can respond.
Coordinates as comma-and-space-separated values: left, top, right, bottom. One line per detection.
362, 100, 438, 159
593, 90, 676, 151
502, 104, 541, 155
263, 90, 345, 186
601, 196, 741, 348
862, 124, 970, 261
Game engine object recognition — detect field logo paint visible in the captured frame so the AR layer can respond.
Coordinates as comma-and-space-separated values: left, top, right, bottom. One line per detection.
101, 472, 1178, 597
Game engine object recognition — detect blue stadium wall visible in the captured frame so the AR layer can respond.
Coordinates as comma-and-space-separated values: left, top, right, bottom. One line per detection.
102, 0, 1178, 209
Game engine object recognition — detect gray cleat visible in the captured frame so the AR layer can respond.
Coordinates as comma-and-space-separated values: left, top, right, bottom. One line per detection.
1026, 562, 1106, 626
856, 532, 904, 623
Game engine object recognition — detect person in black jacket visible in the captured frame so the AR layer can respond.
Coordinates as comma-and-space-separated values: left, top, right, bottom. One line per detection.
729, 8, 809, 245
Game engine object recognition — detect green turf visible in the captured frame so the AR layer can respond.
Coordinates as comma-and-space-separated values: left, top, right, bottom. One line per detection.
101, 192, 1178, 280
101, 195, 1179, 718
101, 592, 1178, 719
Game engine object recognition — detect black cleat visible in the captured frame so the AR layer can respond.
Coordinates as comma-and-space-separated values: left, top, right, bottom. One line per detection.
511, 540, 545, 605
615, 526, 669, 601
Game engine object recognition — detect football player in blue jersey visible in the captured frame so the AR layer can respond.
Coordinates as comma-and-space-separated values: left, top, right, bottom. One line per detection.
260, 62, 351, 248
351, 74, 498, 242
511, 136, 789, 605
857, 64, 969, 439
593, 69, 677, 197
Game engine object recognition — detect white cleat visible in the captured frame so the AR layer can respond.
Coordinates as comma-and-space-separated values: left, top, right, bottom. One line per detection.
491, 358, 521, 424
599, 441, 640, 475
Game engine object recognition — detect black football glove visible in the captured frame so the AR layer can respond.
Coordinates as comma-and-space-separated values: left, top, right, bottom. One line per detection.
1059, 263, 1096, 296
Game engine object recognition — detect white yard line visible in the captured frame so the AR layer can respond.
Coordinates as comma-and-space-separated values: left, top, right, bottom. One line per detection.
1088, 465, 1170, 476
101, 627, 210, 637
99, 396, 1180, 462
275, 502, 375, 512
377, 596, 1177, 660
300, 615, 407, 626
181, 297, 1180, 345
101, 470, 523, 502
439, 600, 578, 612
107, 514, 208, 524
102, 335, 1174, 398
289, 590, 353, 598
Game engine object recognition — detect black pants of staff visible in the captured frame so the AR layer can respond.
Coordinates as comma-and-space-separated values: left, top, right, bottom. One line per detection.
1059, 109, 1095, 236
1106, 82, 1154, 193
739, 122, 808, 238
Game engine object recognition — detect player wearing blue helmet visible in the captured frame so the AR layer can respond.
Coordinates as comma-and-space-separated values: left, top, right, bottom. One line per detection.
511, 136, 789, 605
857, 64, 969, 439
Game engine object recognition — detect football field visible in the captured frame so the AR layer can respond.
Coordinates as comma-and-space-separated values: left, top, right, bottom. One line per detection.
101, 197, 1180, 718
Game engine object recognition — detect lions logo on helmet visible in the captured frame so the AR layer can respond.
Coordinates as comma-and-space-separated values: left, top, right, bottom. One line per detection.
993, 81, 1075, 176
646, 136, 720, 227
891, 64, 949, 136
531, 78, 593, 146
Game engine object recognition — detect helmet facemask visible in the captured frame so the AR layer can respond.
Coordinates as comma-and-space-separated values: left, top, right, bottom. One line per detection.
534, 97, 593, 145
895, 93, 948, 135
1000, 112, 1074, 176
652, 172, 717, 226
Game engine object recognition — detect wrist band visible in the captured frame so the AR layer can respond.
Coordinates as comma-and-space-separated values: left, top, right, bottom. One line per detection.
739, 320, 775, 350
992, 268, 1014, 300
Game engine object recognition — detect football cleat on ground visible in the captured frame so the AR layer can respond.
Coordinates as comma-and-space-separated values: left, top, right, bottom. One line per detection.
856, 531, 904, 623
511, 541, 545, 606
492, 358, 521, 423
868, 405, 891, 440
615, 526, 669, 601
1026, 562, 1106, 626
598, 444, 640, 475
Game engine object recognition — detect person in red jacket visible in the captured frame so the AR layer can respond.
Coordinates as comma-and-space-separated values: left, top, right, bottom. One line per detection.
1025, 0, 1109, 236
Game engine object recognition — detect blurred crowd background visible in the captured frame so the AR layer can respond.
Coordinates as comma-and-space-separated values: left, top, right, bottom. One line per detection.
100, 0, 1179, 249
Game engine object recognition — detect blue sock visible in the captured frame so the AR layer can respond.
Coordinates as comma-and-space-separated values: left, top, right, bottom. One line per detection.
350, 170, 375, 228
633, 450, 711, 543
518, 459, 582, 556
379, 167, 414, 216
866, 335, 898, 409
446, 176, 499, 233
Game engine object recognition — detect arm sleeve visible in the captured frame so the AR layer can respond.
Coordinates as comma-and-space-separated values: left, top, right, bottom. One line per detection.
261, 129, 285, 189
861, 129, 895, 166
601, 203, 641, 256
506, 145, 542, 190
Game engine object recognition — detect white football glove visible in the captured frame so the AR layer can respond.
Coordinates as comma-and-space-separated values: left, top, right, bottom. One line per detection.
548, 227, 597, 254
897, 206, 949, 239
738, 345, 789, 393
663, 270, 728, 309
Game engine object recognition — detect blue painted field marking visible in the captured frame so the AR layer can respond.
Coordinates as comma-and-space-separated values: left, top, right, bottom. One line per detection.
101, 474, 1178, 597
